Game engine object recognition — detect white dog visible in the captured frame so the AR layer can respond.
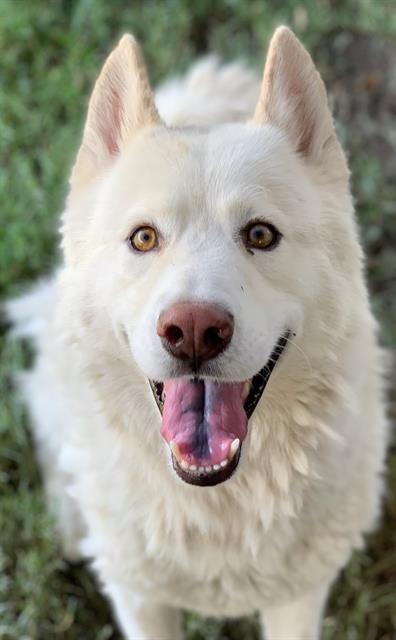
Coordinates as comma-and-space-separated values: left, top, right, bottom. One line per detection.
9, 27, 388, 639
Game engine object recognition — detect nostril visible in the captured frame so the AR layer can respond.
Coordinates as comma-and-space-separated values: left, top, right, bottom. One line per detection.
165, 325, 184, 347
204, 326, 226, 350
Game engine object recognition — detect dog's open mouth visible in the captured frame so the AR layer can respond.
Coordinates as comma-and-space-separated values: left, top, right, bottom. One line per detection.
150, 332, 289, 487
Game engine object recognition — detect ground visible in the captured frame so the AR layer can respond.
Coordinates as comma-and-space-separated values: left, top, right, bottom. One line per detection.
0, 1, 395, 638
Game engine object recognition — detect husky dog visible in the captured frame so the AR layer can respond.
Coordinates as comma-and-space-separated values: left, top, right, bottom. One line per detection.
9, 27, 388, 639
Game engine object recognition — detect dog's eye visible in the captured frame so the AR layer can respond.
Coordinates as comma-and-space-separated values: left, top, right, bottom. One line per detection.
243, 222, 280, 251
129, 226, 158, 252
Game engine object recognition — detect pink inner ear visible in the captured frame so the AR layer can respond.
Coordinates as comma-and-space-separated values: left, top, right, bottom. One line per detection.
286, 76, 315, 156
101, 87, 123, 156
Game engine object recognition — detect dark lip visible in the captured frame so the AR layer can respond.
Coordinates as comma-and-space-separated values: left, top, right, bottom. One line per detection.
171, 448, 241, 487
149, 379, 164, 413
244, 331, 290, 418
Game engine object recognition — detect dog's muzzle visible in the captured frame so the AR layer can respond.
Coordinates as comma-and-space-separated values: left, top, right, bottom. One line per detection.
150, 331, 290, 487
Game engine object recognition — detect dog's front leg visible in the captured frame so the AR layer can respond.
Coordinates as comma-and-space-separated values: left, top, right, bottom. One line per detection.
107, 583, 182, 640
260, 584, 329, 640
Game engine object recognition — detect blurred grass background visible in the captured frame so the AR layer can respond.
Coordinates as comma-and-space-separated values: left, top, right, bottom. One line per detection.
0, 0, 395, 638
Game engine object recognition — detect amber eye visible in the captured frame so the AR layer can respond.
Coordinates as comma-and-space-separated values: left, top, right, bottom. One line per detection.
244, 222, 280, 251
129, 226, 158, 252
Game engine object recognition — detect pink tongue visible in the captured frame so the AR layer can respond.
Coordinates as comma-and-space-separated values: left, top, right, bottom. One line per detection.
161, 379, 247, 466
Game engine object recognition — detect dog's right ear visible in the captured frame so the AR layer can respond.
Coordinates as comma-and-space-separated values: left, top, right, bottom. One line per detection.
71, 35, 161, 191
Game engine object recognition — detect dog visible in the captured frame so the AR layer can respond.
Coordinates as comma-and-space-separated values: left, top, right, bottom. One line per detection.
9, 26, 388, 639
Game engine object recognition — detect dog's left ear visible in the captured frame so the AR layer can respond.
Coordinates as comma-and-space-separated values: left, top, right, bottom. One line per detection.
71, 34, 161, 191
254, 27, 347, 175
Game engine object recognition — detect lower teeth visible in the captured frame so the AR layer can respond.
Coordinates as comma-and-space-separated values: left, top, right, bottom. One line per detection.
176, 459, 229, 474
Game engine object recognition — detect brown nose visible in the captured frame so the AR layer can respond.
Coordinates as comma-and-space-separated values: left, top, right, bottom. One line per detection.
157, 302, 234, 366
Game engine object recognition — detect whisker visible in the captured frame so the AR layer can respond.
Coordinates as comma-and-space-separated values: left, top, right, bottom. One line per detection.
282, 334, 313, 378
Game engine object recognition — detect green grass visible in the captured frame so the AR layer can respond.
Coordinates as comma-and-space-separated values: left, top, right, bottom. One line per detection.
1, 1, 395, 638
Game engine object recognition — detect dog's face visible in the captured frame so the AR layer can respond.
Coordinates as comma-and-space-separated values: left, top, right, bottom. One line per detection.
62, 29, 353, 486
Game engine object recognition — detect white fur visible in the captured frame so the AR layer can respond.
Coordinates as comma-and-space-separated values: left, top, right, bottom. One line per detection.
9, 29, 388, 640
155, 56, 260, 126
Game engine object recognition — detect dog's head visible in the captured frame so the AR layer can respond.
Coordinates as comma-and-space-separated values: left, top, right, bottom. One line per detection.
61, 28, 358, 487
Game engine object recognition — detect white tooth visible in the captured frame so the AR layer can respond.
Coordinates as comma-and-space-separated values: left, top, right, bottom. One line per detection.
169, 441, 181, 461
198, 466, 205, 472
242, 380, 251, 400
205, 466, 212, 472
229, 438, 240, 460
190, 465, 197, 471
180, 460, 189, 470
213, 464, 220, 471
220, 460, 228, 468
